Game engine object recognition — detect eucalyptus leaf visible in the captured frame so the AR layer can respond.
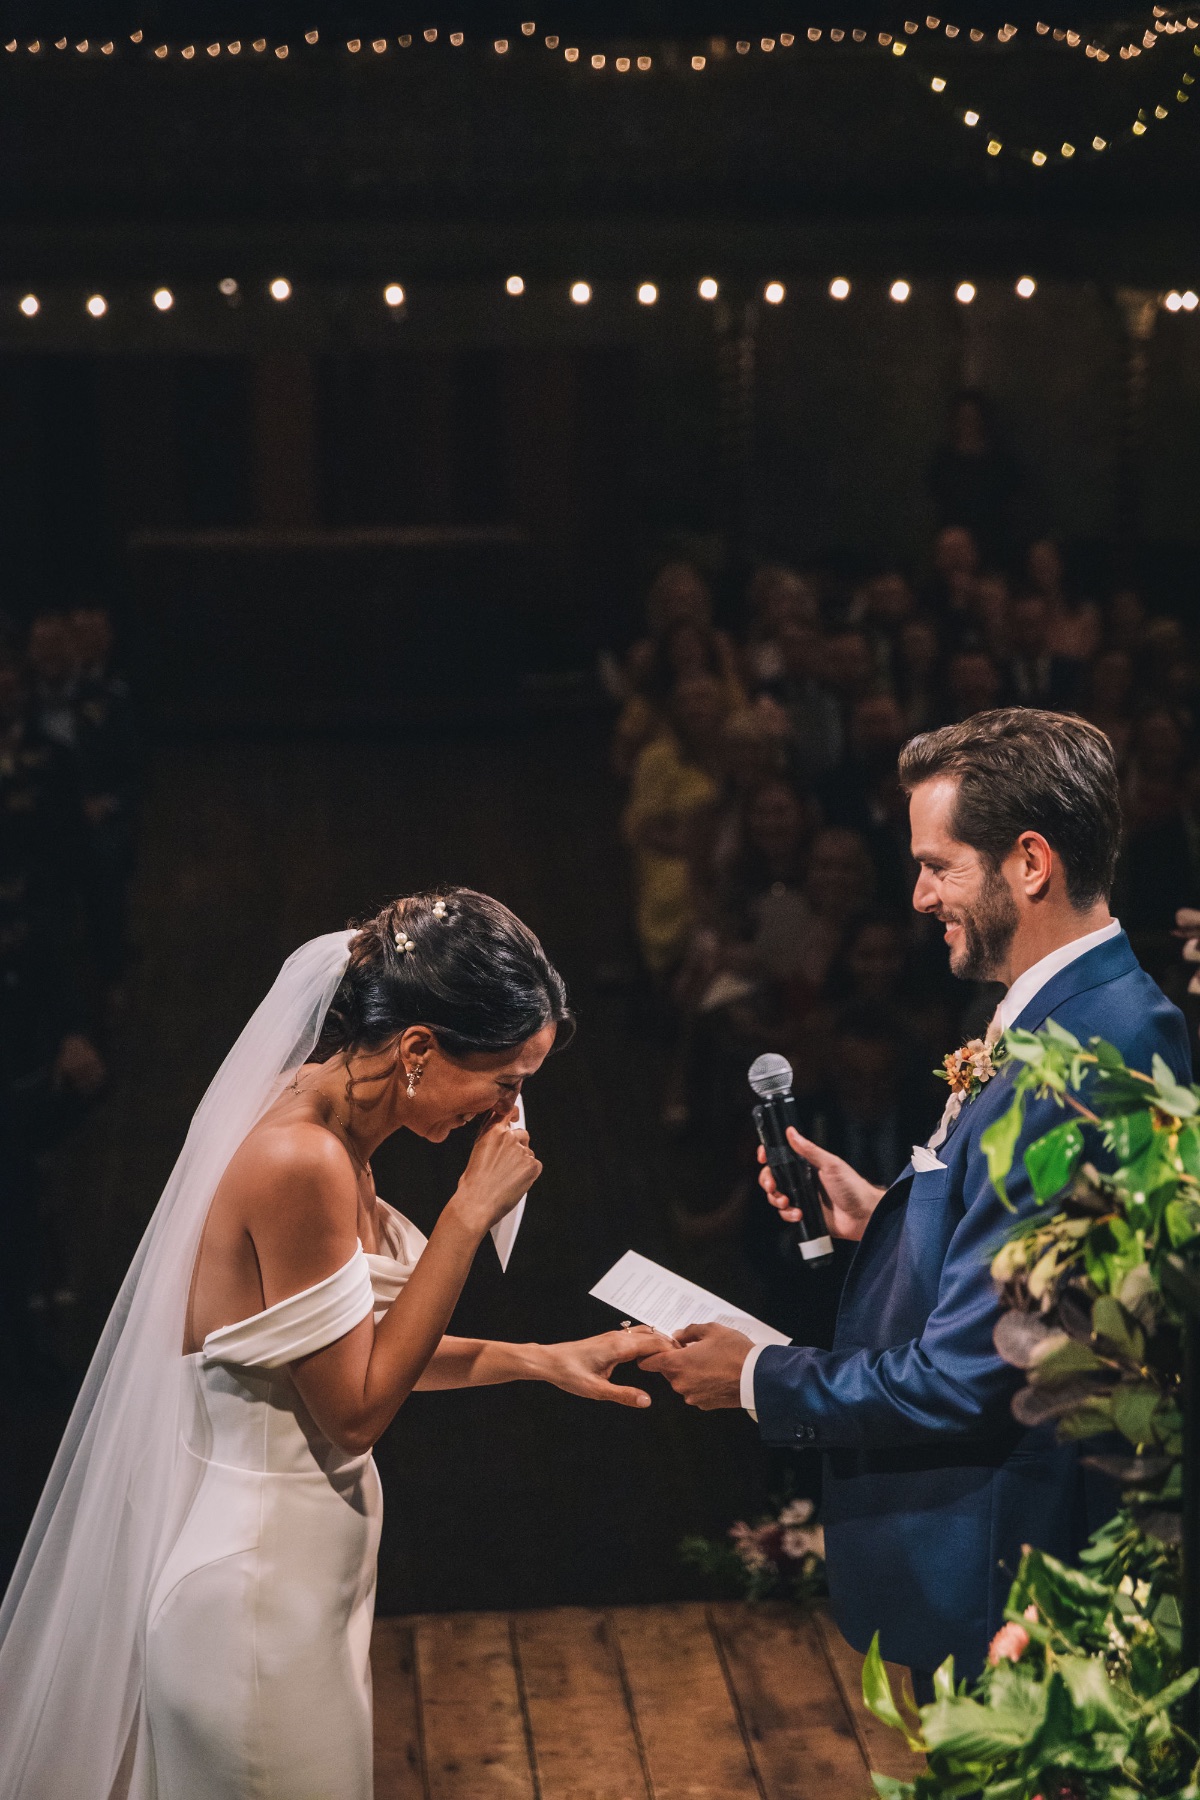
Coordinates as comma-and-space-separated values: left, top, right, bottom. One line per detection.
1056, 1398, 1121, 1439
1028, 1339, 1110, 1381
1111, 1381, 1162, 1449
1012, 1381, 1112, 1430
1091, 1294, 1146, 1365
992, 1312, 1067, 1371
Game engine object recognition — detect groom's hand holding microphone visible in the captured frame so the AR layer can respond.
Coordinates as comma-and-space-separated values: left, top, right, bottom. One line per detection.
641, 1054, 888, 1409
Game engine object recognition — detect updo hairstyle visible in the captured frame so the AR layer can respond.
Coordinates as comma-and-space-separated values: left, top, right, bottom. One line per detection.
314, 888, 572, 1066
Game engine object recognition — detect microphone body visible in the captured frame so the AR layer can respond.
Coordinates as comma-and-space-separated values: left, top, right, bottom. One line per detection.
748, 1054, 835, 1264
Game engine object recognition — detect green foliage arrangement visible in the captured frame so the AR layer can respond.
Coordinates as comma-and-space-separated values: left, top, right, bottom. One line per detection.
863, 1025, 1200, 1800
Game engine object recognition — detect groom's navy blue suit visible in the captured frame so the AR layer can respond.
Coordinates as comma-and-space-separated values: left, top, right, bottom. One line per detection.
752, 931, 1191, 1675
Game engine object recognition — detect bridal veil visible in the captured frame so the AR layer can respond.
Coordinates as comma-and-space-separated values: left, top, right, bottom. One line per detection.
0, 930, 354, 1799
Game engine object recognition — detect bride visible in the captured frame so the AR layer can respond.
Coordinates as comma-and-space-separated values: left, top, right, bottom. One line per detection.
0, 889, 664, 1799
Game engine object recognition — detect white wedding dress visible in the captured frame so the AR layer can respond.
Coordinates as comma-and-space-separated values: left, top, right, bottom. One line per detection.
138, 1200, 427, 1800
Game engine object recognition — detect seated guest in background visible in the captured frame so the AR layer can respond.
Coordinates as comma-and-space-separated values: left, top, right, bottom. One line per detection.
945, 649, 1003, 722
1081, 648, 1136, 767
695, 709, 786, 903
1142, 617, 1199, 730
926, 389, 1024, 566
822, 629, 877, 727
613, 617, 745, 782
642, 709, 1190, 1693
822, 913, 952, 1078
1106, 585, 1150, 658
816, 694, 910, 908
1024, 538, 1100, 664
1122, 708, 1187, 836
920, 524, 986, 652
753, 616, 844, 781
1118, 756, 1200, 978
622, 673, 728, 980
854, 569, 916, 693
623, 561, 739, 699
895, 617, 942, 733
1002, 593, 1079, 708
743, 564, 818, 686
805, 1005, 930, 1189
973, 571, 1012, 661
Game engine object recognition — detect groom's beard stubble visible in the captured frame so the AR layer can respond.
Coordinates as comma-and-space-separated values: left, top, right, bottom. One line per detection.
943, 863, 1019, 982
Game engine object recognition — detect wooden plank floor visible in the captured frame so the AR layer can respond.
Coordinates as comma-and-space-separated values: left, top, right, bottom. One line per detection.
373, 1604, 924, 1800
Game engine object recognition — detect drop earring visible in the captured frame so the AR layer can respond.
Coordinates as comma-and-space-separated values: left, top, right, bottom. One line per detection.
406, 1063, 423, 1100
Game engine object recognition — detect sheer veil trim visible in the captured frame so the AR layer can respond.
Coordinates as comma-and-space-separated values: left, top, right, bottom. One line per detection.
0, 930, 355, 1800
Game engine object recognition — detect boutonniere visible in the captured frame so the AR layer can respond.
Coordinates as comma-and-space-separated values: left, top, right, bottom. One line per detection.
937, 1033, 1006, 1103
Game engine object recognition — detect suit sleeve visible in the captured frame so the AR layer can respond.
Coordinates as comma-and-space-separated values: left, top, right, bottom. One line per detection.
752, 1087, 1066, 1450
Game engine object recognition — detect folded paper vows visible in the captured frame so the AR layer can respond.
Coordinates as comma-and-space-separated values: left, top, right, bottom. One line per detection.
490, 1093, 526, 1273
590, 1251, 791, 1346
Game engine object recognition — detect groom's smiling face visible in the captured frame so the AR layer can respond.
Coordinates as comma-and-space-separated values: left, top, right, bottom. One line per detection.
909, 776, 1019, 983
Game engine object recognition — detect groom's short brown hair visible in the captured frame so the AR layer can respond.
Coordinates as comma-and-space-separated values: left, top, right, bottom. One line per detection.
898, 708, 1122, 909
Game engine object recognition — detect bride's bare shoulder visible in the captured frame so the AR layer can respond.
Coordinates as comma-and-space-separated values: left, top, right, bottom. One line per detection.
218, 1115, 358, 1225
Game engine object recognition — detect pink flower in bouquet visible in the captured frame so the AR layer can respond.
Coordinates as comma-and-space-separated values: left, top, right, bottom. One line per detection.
987, 1620, 1030, 1666
729, 1522, 776, 1575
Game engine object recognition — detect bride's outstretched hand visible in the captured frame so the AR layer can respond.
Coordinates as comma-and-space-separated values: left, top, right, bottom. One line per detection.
450, 1105, 542, 1237
539, 1327, 673, 1408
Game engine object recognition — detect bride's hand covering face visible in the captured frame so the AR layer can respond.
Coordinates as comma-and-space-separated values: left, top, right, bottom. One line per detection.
450, 1101, 543, 1234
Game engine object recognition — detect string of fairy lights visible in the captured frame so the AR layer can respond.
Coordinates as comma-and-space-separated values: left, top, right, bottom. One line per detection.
1, 8, 1198, 169
6, 274, 1199, 327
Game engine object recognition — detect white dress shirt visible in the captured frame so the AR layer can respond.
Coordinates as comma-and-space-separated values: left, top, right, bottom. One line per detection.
739, 917, 1122, 1417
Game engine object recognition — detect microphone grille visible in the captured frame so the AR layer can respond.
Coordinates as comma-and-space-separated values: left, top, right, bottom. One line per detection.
748, 1053, 794, 1099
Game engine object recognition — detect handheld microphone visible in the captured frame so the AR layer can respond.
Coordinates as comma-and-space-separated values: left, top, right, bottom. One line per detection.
748, 1054, 835, 1264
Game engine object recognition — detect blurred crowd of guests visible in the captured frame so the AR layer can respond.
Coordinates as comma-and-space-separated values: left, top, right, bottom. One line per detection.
0, 602, 139, 1322
607, 431, 1200, 1328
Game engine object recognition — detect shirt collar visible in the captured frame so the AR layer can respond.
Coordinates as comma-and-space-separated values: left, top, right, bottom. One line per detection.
995, 919, 1122, 1032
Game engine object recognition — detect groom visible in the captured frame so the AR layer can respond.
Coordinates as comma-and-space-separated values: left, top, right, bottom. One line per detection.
641, 708, 1191, 1686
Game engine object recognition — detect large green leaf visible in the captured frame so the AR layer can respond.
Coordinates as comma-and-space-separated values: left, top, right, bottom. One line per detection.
982, 1096, 1025, 1206
1009, 1547, 1112, 1631
919, 1694, 1038, 1757
861, 1633, 924, 1751
1176, 1121, 1200, 1180
1024, 1120, 1085, 1202
1107, 1110, 1154, 1163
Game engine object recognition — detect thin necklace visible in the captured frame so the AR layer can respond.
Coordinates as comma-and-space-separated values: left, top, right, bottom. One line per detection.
290, 1070, 373, 1179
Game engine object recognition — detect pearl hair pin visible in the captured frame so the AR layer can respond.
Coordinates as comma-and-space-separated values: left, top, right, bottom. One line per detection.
394, 931, 415, 953
432, 899, 448, 920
